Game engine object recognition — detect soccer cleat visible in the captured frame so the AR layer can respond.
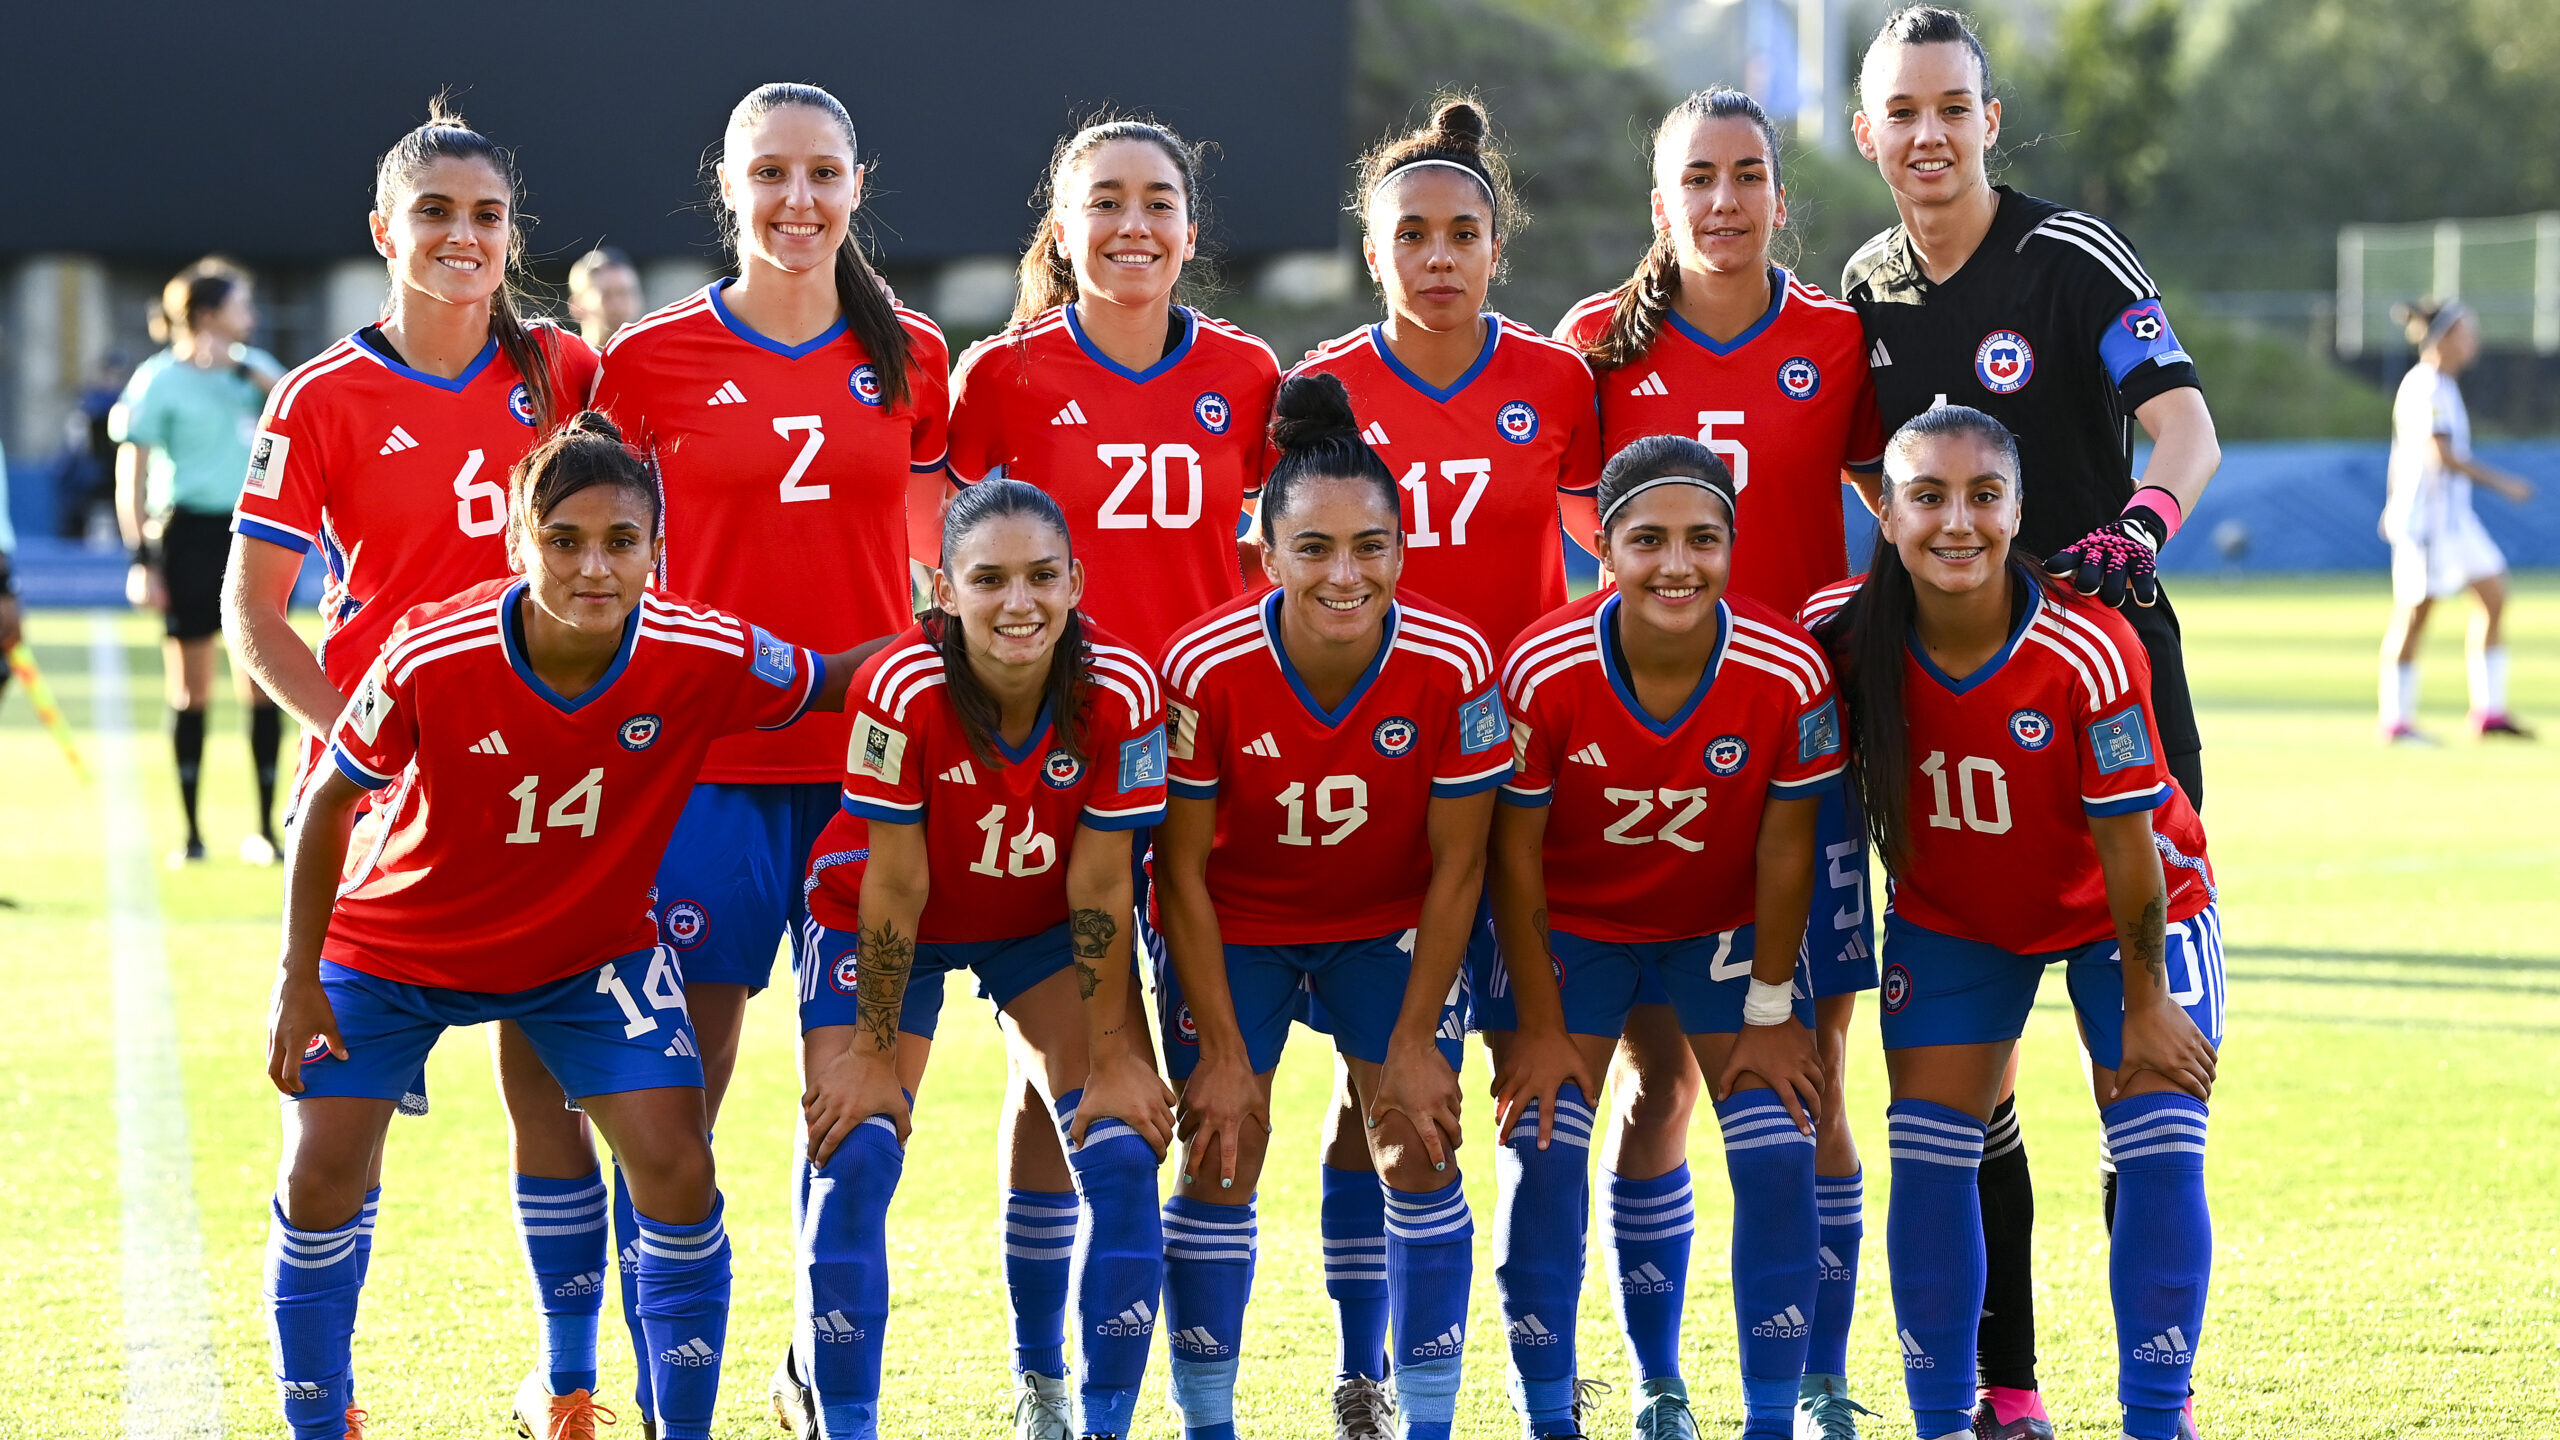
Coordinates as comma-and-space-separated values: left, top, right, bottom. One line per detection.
1571, 1376, 1612, 1435
768, 1350, 813, 1438
240, 832, 281, 866
512, 1372, 615, 1440
1012, 1371, 1073, 1440
168, 838, 207, 867
2473, 711, 2535, 739
2382, 722, 2437, 746
1333, 1374, 1395, 1440
2177, 1394, 2203, 1440
1632, 1376, 1699, 1439
1970, 1403, 2055, 1440
343, 1408, 370, 1440
1793, 1375, 1872, 1440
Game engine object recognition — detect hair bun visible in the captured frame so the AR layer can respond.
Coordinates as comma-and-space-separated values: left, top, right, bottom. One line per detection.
565, 409, 626, 444
1429, 99, 1487, 153
1268, 373, 1363, 455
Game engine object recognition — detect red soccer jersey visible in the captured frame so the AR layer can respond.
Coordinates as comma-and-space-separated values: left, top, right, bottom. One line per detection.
323, 580, 823, 991
1799, 571, 2214, 954
807, 622, 1169, 943
592, 282, 950, 785
1500, 590, 1845, 943
232, 325, 600, 785
1559, 269, 1883, 617
947, 306, 1280, 657
1160, 590, 1512, 945
1287, 315, 1603, 651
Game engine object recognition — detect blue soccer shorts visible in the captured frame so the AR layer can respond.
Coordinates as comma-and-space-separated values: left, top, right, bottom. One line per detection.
1803, 782, 1880, 999
652, 781, 841, 992
797, 921, 1074, 1040
1156, 928, 1466, 1080
1546, 923, 1816, 1038
291, 951, 703, 1103
1876, 905, 2226, 1068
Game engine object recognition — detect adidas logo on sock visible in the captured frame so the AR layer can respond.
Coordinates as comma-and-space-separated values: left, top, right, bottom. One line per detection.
659, 1337, 719, 1367
707, 380, 746, 405
618, 1240, 642, 1275
1360, 421, 1390, 445
1409, 1323, 1465, 1359
1569, 742, 1607, 766
1507, 1315, 1559, 1346
1170, 1325, 1232, 1357
1097, 1298, 1155, 1337
1243, 732, 1281, 758
1751, 1305, 1811, 1339
940, 760, 977, 784
1898, 1328, 1935, 1369
1870, 339, 1892, 368
1628, 371, 1669, 397
378, 426, 418, 456
551, 1270, 603, 1298
1620, 1262, 1675, 1295
2132, 1325, 2193, 1365
813, 1309, 867, 1343
1051, 399, 1089, 426
663, 1029, 699, 1059
280, 1379, 329, 1401
468, 730, 509, 755
1817, 1246, 1853, 1281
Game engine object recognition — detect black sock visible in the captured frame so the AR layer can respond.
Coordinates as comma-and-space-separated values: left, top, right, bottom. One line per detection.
249, 705, 283, 838
2101, 1164, 2119, 1231
173, 707, 208, 843
1975, 1095, 2039, 1393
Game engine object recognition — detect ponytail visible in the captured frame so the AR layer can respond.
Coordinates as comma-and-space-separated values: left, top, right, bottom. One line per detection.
1585, 87, 1786, 372
1012, 115, 1215, 328
1813, 530, 1919, 871
932, 478, 1093, 767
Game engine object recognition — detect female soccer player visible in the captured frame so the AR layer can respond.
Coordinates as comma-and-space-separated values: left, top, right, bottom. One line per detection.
944, 121, 1277, 1433
261, 413, 865, 1440
1489, 436, 1841, 1440
1555, 89, 1885, 1437
782, 478, 1173, 1440
116, 260, 286, 863
2379, 299, 2535, 742
1288, 102, 1600, 1424
1802, 407, 2221, 1440
590, 80, 948, 1431
221, 106, 604, 1439
1153, 373, 1509, 1440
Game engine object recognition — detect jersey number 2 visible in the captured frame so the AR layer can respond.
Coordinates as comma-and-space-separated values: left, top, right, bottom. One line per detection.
776, 416, 829, 503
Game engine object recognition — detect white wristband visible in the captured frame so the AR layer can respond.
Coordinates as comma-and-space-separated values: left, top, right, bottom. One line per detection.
1742, 979, 1795, 1027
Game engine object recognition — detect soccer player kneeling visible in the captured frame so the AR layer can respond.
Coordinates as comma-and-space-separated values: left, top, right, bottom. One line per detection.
1802, 408, 2221, 1440
262, 414, 866, 1440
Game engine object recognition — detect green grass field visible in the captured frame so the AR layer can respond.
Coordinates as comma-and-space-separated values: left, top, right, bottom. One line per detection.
4, 576, 2555, 1439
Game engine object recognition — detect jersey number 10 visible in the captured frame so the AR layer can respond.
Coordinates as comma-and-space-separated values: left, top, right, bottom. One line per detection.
1918, 751, 2012, 835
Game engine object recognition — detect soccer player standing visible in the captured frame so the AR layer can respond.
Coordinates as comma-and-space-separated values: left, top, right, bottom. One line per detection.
1840, 13, 2222, 1432
784, 479, 1173, 1440
1555, 88, 1884, 1438
1802, 408, 2219, 1440
1152, 373, 1509, 1440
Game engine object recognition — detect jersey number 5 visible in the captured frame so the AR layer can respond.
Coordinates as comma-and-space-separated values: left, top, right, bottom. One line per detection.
1694, 413, 1749, 493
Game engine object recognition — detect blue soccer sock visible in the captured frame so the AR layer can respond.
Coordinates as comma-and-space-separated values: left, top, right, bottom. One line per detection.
1000, 1189, 1078, 1379
1321, 1165, 1391, 1380
513, 1170, 608, 1397
1808, 1169, 1864, 1378
266, 1198, 364, 1440
1385, 1175, 1474, 1440
1717, 1091, 1820, 1435
1056, 1089, 1164, 1439
1495, 1085, 1593, 1434
634, 1197, 732, 1440
611, 1160, 652, 1421
355, 1187, 380, 1284
1162, 1194, 1256, 1440
1602, 1165, 1694, 1386
1885, 1101, 1988, 1439
804, 1113, 903, 1440
2104, 1094, 2212, 1440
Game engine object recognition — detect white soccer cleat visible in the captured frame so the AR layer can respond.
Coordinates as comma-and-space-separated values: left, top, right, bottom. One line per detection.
1794, 1373, 1873, 1440
1012, 1371, 1073, 1440
768, 1350, 814, 1438
1333, 1374, 1395, 1440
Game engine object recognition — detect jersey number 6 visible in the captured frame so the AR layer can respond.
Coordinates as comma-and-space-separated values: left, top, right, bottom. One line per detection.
452, 449, 506, 537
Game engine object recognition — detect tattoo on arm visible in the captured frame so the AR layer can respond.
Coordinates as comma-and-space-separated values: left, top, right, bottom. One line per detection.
1070, 907, 1116, 1001
855, 921, 915, 1053
2131, 894, 2168, 982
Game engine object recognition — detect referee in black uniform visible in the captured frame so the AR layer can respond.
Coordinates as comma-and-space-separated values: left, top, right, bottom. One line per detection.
1841, 10, 2222, 1440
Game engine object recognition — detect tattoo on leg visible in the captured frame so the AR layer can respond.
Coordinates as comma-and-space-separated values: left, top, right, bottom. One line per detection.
2132, 895, 2168, 982
1069, 907, 1115, 1001
855, 922, 914, 1054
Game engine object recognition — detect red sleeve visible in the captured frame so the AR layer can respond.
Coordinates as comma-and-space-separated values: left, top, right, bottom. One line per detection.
541, 326, 602, 415
902, 315, 952, 477
1557, 360, 1604, 499
327, 652, 417, 791
712, 609, 826, 736
232, 376, 331, 555
1432, 673, 1514, 798
1495, 661, 1558, 807
839, 678, 930, 826
944, 338, 1011, 486
2072, 609, 2174, 816
1843, 348, 1885, 472
588, 345, 654, 453
1768, 672, 1847, 797
1163, 670, 1221, 802
1079, 653, 1170, 832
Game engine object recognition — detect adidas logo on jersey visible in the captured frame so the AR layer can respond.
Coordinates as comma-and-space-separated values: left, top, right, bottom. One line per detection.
707, 380, 746, 405
663, 1029, 699, 1060
940, 761, 977, 785
1243, 732, 1281, 758
1752, 1305, 1811, 1339
1569, 742, 1607, 766
1170, 1325, 1232, 1357
1359, 421, 1390, 445
1096, 1298, 1155, 1337
468, 730, 510, 755
551, 1270, 604, 1299
279, 1380, 329, 1402
1508, 1315, 1560, 1346
1628, 371, 1669, 397
377, 426, 419, 455
1869, 339, 1893, 368
1410, 1323, 1465, 1359
659, 1337, 719, 1367
2132, 1326, 2194, 1365
1899, 1328, 1935, 1369
813, 1309, 867, 1342
1050, 399, 1090, 426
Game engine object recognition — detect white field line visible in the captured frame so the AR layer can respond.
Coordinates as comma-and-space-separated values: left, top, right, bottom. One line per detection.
95, 614, 227, 1439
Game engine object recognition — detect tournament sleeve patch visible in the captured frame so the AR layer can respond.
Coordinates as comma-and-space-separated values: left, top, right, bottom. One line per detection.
748, 625, 799, 688
1458, 690, 1509, 755
243, 428, 290, 499
1118, 725, 1168, 790
2087, 704, 2155, 775
2096, 302, 2190, 387
1797, 696, 1843, 763
848, 714, 908, 786
1166, 699, 1200, 762
343, 665, 393, 747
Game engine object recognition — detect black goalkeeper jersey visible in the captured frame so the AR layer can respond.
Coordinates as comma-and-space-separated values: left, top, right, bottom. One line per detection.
1843, 186, 2207, 764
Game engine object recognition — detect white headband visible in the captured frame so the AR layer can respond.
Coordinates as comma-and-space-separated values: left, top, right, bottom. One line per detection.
1369, 157, 1495, 205
1599, 474, 1735, 529
2421, 301, 2469, 350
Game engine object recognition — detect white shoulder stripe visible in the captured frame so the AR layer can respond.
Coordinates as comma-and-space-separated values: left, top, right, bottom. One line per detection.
382, 600, 504, 662
1087, 645, 1162, 715
390, 631, 502, 685
1501, 617, 1597, 691
1090, 672, 1149, 730
2039, 600, 2134, 695
1513, 647, 1600, 716
1163, 611, 1265, 688
865, 643, 941, 706
1173, 630, 1271, 695
2031, 612, 2125, 705
2020, 629, 2104, 712
1195, 317, 1283, 369
1396, 609, 1494, 672
2045, 212, 2160, 293
639, 625, 745, 658
1730, 615, 1831, 685
603, 292, 714, 357
2025, 213, 2158, 299
893, 306, 947, 343
1392, 633, 1489, 691
1721, 648, 1816, 705
272, 341, 367, 420
886, 671, 946, 721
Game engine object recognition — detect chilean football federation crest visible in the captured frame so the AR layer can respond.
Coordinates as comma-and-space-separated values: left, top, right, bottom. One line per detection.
1175, 1003, 1198, 1045
1495, 400, 1540, 444
1975, 331, 2034, 394
662, 900, 709, 950
1705, 734, 1750, 776
1193, 391, 1232, 435
618, 713, 662, 751
1042, 750, 1084, 788
830, 951, 862, 995
1777, 356, 1821, 400
848, 364, 884, 406
508, 384, 536, 426
1373, 716, 1420, 757
1882, 963, 1913, 1014
2008, 708, 2056, 751
302, 1034, 332, 1062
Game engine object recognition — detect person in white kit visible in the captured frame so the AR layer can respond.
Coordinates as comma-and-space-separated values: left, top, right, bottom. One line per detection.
2378, 298, 2536, 742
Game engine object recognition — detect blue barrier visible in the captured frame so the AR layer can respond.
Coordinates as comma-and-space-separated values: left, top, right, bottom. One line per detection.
13, 534, 328, 610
